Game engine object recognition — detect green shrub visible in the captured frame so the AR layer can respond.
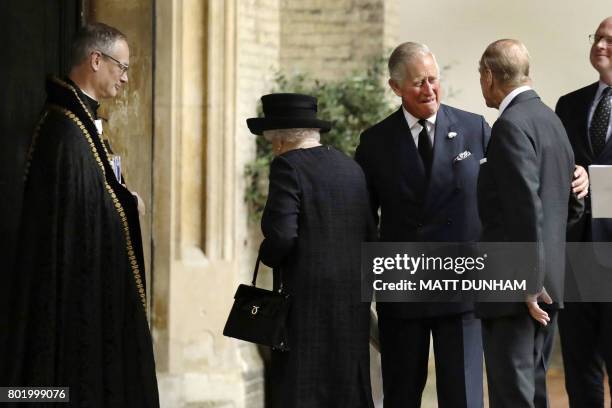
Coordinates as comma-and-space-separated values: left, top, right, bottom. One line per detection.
244, 57, 396, 222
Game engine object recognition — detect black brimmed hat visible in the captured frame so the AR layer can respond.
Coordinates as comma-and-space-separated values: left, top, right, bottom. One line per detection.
246, 93, 332, 135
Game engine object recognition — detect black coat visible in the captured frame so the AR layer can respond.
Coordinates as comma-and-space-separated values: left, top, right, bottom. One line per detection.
476, 90, 582, 319
259, 145, 375, 408
355, 105, 490, 318
4, 77, 159, 407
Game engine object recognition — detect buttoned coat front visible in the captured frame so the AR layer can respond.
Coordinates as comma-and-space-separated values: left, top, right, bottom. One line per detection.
356, 105, 490, 318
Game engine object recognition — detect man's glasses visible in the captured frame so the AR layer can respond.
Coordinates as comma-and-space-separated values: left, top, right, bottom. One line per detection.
98, 51, 129, 75
589, 34, 612, 48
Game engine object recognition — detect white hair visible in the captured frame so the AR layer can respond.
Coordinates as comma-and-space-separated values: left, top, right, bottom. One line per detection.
388, 42, 439, 84
263, 128, 321, 144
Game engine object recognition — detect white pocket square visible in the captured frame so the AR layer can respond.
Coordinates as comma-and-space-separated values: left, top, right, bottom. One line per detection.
454, 150, 472, 163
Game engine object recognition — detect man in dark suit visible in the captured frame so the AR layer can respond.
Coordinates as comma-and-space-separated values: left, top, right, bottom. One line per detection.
477, 39, 582, 408
356, 42, 490, 408
555, 16, 612, 407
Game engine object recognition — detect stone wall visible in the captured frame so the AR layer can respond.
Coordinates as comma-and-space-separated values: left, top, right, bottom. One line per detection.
235, 0, 281, 286
279, 0, 399, 81
153, 0, 283, 406
90, 0, 154, 305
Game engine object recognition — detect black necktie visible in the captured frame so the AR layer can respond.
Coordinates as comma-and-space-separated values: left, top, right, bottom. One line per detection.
590, 86, 612, 157
418, 119, 433, 178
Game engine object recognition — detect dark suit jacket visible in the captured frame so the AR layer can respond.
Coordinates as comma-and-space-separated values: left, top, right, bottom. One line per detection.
476, 90, 579, 319
556, 82, 612, 298
356, 105, 491, 318
556, 82, 612, 243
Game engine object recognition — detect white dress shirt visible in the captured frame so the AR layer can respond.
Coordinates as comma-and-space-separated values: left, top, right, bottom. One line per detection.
402, 106, 436, 147
499, 85, 532, 116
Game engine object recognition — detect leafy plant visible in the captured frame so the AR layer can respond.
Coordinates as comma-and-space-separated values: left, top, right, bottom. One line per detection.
245, 57, 396, 222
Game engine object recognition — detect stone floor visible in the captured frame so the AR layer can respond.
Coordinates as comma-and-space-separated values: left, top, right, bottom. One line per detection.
370, 336, 611, 407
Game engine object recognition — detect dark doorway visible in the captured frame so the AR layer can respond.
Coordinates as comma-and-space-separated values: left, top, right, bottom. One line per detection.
0, 1, 82, 269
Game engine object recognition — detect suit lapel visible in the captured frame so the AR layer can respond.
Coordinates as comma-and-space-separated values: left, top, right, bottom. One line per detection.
424, 105, 456, 212
579, 83, 599, 160
502, 89, 540, 114
390, 108, 427, 202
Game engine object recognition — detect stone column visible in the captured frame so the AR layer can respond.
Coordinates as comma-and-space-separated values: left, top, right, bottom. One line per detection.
153, 0, 281, 406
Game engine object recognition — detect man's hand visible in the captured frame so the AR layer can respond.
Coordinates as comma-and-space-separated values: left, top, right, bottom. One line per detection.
121, 182, 146, 216
131, 191, 146, 216
572, 165, 589, 199
526, 287, 553, 326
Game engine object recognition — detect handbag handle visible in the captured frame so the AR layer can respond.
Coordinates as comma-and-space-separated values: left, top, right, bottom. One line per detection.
251, 255, 284, 293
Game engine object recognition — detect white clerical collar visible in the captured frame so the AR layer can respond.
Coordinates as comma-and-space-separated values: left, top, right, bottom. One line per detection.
402, 106, 437, 129
81, 89, 99, 102
499, 85, 531, 116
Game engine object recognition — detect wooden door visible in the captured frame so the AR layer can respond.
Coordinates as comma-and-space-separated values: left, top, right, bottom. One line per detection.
0, 0, 81, 269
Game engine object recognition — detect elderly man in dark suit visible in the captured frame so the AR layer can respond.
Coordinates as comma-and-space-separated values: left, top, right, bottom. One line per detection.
555, 16, 612, 408
477, 39, 583, 408
356, 42, 490, 408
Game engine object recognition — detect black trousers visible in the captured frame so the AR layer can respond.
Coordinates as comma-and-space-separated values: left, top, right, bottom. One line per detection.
378, 312, 483, 408
559, 302, 612, 408
481, 311, 557, 408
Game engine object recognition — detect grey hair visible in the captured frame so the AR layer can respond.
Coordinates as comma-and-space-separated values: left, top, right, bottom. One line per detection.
263, 128, 321, 144
388, 42, 439, 84
71, 22, 127, 67
479, 39, 531, 88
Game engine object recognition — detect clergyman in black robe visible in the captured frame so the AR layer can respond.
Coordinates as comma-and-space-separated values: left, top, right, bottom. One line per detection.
3, 23, 159, 407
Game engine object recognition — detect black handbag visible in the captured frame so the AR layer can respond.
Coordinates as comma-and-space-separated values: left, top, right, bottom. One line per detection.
223, 255, 291, 351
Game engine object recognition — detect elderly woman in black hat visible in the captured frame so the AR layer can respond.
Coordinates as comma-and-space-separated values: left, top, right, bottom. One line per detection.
247, 93, 376, 408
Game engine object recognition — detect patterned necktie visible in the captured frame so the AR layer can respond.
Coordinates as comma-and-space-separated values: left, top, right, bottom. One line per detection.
418, 119, 433, 178
590, 86, 612, 157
